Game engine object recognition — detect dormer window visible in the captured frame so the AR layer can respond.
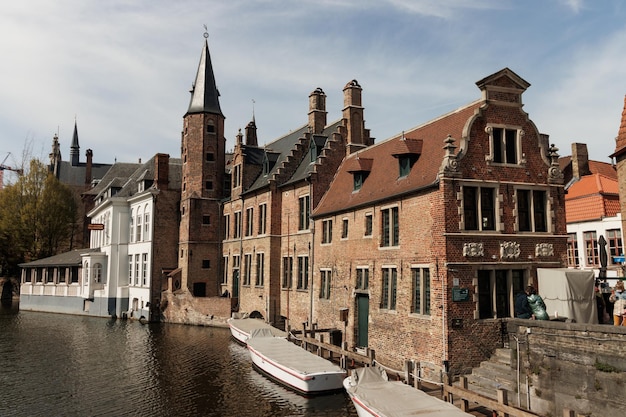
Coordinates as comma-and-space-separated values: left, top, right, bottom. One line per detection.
398, 155, 418, 178
310, 135, 326, 162
346, 156, 373, 192
391, 136, 422, 178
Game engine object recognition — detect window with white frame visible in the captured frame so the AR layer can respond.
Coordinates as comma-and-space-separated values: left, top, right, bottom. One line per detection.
94, 263, 103, 284
136, 208, 143, 242
607, 229, 623, 264
411, 267, 430, 315
517, 189, 547, 232
567, 233, 579, 267
130, 211, 135, 243
144, 207, 150, 240
142, 253, 148, 286
584, 231, 598, 266
381, 267, 397, 310
463, 186, 496, 231
128, 255, 133, 283
380, 207, 399, 247
135, 254, 140, 286
320, 269, 331, 299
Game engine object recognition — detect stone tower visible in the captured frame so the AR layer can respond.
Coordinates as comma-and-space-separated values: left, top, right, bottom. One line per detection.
612, 96, 626, 243
178, 37, 226, 297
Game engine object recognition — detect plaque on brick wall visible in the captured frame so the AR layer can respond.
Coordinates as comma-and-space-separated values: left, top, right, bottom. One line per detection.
452, 287, 469, 302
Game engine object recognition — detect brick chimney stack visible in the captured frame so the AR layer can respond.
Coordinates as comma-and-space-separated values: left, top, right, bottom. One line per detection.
571, 143, 590, 179
155, 153, 170, 191
308, 87, 327, 134
343, 79, 367, 154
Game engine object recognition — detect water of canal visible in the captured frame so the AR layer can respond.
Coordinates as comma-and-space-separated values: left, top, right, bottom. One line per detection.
0, 302, 357, 417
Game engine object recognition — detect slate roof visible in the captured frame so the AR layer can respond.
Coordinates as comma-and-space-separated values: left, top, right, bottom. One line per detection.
56, 161, 113, 188
565, 173, 620, 223
19, 248, 100, 267
82, 162, 143, 197
186, 39, 222, 116
242, 120, 342, 194
313, 101, 481, 217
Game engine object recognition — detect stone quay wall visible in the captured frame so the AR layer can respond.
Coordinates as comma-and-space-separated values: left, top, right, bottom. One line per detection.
507, 318, 626, 416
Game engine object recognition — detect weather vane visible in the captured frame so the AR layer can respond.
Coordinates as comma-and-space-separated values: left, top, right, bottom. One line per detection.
203, 24, 208, 39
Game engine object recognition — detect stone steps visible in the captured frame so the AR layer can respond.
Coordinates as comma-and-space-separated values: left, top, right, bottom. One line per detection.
455, 347, 528, 409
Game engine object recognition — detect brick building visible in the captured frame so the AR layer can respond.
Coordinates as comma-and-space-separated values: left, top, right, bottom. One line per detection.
168, 38, 568, 374
311, 69, 568, 374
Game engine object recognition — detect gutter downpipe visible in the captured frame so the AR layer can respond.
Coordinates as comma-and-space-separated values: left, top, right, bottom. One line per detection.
308, 178, 314, 329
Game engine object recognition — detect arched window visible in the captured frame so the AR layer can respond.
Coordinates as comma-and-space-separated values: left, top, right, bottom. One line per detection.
83, 261, 89, 286
94, 263, 103, 284
143, 204, 150, 241
136, 207, 143, 242
130, 210, 135, 242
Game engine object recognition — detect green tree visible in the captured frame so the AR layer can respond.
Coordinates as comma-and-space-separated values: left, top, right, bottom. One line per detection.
0, 159, 77, 276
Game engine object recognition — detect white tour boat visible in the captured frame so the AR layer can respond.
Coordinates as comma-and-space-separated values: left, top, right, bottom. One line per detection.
227, 316, 286, 344
246, 328, 346, 395
344, 366, 471, 417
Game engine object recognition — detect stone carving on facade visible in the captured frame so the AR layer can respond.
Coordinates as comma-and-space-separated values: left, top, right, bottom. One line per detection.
535, 243, 554, 257
463, 242, 484, 257
547, 143, 564, 184
500, 241, 521, 259
439, 134, 461, 178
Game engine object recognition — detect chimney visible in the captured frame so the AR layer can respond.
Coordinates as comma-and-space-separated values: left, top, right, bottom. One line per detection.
571, 143, 590, 179
343, 79, 365, 154
245, 120, 258, 146
155, 153, 170, 191
85, 149, 93, 186
308, 88, 327, 134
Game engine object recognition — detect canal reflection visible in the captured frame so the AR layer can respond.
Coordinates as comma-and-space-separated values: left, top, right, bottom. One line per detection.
0, 303, 356, 417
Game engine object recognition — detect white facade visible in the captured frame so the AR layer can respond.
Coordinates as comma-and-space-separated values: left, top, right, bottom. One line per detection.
567, 213, 624, 285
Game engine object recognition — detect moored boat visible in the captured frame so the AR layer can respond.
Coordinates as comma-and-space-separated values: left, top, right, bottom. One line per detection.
246, 328, 346, 395
344, 366, 471, 417
227, 316, 286, 344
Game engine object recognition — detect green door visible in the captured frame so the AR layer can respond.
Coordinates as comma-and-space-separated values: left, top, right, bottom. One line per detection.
356, 294, 369, 348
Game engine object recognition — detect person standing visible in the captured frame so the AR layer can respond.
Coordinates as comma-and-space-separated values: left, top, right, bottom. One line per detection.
608, 280, 626, 326
515, 286, 534, 319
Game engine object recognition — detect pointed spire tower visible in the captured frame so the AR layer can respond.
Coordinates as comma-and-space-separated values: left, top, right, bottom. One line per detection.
70, 120, 80, 166
178, 32, 226, 297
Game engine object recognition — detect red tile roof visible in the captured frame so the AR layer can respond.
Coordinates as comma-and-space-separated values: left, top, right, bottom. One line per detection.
565, 173, 620, 223
313, 100, 481, 217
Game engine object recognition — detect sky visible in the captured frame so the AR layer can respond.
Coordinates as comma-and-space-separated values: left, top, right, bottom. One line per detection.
2, 0, 626, 184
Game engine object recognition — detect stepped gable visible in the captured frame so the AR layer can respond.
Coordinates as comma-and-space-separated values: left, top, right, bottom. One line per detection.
242, 120, 342, 194
612, 95, 626, 158
313, 101, 480, 217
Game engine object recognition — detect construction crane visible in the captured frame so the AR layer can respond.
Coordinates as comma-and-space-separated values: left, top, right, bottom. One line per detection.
0, 152, 23, 175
